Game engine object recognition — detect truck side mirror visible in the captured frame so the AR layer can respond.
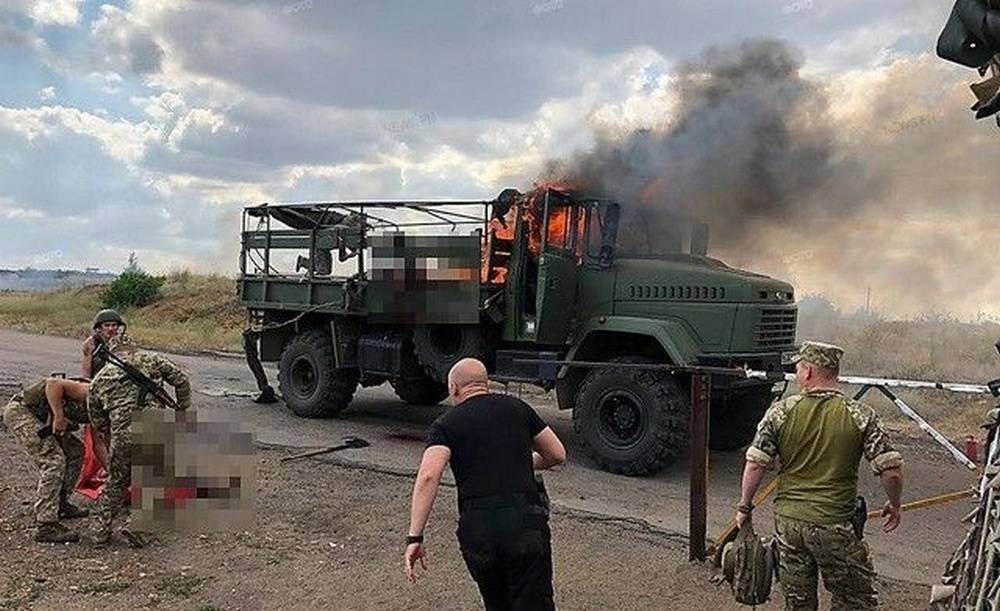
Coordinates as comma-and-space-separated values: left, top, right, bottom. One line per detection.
600, 203, 620, 269
691, 223, 710, 256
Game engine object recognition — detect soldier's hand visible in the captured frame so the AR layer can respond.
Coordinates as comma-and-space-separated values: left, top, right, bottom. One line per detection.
52, 414, 67, 436
881, 501, 901, 533
736, 510, 750, 529
404, 543, 428, 583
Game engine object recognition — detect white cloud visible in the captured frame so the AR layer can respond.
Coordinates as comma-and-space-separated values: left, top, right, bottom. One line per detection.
0, 196, 44, 220
0, 0, 83, 26
38, 86, 56, 102
0, 105, 154, 165
90, 4, 163, 75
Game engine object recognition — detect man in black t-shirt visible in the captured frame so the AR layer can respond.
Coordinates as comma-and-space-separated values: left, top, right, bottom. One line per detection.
404, 358, 566, 610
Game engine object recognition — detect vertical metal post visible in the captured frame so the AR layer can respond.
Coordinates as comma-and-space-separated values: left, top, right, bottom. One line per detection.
689, 373, 711, 562
263, 211, 271, 301
359, 205, 366, 279
239, 211, 246, 276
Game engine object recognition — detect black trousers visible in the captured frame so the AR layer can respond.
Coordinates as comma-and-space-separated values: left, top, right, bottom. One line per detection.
457, 506, 555, 611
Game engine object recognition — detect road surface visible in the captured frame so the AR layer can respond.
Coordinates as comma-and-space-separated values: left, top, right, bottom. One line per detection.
0, 328, 978, 586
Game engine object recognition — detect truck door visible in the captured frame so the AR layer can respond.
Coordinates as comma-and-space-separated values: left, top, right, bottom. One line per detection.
534, 193, 582, 344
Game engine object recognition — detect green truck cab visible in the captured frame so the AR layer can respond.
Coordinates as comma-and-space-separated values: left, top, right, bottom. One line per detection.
239, 188, 796, 475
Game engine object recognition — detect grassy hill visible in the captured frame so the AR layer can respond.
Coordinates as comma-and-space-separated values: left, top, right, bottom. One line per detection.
0, 271, 244, 353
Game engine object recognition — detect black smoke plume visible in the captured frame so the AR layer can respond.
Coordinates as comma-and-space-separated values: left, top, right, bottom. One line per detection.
541, 38, 873, 251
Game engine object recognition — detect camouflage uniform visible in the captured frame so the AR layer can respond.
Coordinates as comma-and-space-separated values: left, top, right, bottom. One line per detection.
87, 351, 190, 542
2, 379, 88, 524
773, 516, 878, 610
82, 332, 110, 377
746, 342, 903, 611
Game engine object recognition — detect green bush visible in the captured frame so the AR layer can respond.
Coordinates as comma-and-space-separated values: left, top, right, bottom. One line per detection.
102, 253, 165, 309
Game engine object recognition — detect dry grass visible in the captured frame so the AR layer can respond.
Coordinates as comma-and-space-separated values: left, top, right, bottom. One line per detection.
800, 314, 1000, 383
126, 272, 244, 352
798, 312, 1000, 442
0, 272, 244, 352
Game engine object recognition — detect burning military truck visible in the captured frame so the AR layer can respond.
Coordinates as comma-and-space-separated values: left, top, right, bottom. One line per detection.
238, 187, 797, 475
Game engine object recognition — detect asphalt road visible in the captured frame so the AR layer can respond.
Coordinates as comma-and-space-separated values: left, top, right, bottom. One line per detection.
0, 328, 979, 587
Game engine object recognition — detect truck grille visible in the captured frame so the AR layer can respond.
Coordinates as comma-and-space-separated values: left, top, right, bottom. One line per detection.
754, 307, 797, 348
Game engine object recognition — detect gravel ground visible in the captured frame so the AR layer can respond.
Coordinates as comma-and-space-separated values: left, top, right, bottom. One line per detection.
0, 436, 931, 611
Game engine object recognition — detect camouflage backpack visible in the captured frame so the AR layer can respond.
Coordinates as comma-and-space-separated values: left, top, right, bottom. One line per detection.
721, 523, 774, 606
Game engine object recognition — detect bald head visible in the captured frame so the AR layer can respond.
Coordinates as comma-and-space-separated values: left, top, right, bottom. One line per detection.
447, 358, 489, 405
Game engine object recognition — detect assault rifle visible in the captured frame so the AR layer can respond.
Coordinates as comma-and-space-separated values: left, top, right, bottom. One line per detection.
93, 342, 180, 410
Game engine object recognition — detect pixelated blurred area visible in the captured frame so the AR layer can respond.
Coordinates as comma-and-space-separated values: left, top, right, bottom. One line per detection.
131, 410, 256, 532
367, 232, 480, 324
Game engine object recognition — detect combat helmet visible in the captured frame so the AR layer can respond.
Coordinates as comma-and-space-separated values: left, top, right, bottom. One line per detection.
92, 309, 125, 330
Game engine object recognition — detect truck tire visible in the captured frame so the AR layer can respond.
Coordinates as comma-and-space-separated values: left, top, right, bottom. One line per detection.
412, 325, 495, 383
573, 358, 689, 476
391, 375, 449, 405
709, 386, 775, 451
278, 328, 359, 418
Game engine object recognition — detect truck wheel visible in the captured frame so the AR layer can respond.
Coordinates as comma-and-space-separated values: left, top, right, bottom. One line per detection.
709, 386, 775, 451
573, 359, 689, 476
278, 328, 359, 418
412, 325, 495, 383
391, 375, 449, 405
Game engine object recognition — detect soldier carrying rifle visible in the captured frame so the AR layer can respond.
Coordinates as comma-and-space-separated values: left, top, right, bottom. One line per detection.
86, 337, 190, 547
81, 309, 125, 379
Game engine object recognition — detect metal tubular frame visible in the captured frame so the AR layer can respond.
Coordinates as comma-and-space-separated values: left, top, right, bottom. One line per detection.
240, 201, 493, 283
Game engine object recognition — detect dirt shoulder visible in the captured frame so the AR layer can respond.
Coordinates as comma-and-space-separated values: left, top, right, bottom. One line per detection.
0, 436, 929, 611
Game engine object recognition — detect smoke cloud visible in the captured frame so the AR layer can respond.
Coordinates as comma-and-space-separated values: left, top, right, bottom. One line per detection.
540, 39, 1000, 319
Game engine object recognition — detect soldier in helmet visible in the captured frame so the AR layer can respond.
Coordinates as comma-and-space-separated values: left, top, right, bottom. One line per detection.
82, 309, 125, 379
3, 377, 96, 542
735, 341, 904, 610
87, 339, 191, 547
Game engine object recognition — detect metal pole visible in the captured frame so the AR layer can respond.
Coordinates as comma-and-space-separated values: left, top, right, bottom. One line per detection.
689, 373, 710, 562
749, 370, 993, 395
873, 385, 977, 470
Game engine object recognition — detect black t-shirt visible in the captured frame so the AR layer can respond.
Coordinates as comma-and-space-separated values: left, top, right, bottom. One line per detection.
425, 393, 547, 504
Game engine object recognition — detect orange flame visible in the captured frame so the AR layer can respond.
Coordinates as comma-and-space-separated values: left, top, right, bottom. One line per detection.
546, 205, 570, 246
481, 185, 587, 284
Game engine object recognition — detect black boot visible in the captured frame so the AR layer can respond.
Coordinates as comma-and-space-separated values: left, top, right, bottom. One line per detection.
120, 528, 149, 549
59, 492, 90, 519
35, 522, 80, 543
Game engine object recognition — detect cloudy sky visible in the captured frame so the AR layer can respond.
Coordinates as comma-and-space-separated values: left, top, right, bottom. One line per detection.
0, 0, 996, 318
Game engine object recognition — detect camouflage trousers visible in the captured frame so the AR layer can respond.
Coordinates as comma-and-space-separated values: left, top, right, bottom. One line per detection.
89, 405, 133, 539
774, 515, 878, 610
3, 400, 83, 524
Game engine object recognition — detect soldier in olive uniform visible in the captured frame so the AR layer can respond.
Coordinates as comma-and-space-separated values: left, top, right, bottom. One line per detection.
87, 342, 190, 547
735, 341, 904, 611
82, 309, 125, 379
3, 377, 94, 542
